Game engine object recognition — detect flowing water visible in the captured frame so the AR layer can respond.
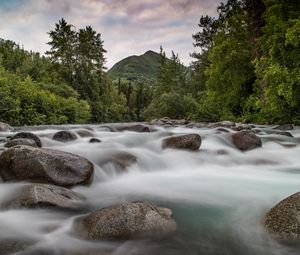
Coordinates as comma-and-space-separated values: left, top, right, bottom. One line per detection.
0, 124, 300, 255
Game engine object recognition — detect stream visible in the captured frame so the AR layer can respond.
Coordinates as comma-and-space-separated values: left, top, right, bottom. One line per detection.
0, 123, 300, 255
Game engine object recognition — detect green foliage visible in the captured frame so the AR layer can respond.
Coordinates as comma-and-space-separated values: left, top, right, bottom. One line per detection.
0, 67, 90, 125
143, 92, 198, 120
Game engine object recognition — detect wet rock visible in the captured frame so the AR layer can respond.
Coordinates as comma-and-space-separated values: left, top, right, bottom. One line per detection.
53, 130, 77, 142
149, 117, 174, 126
232, 124, 252, 131
0, 122, 13, 132
0, 238, 34, 255
76, 129, 94, 138
0, 137, 8, 143
98, 151, 137, 171
0, 145, 94, 187
149, 118, 189, 127
89, 138, 101, 143
232, 130, 262, 151
276, 131, 294, 138
216, 128, 230, 133
116, 124, 150, 133
4, 138, 38, 148
2, 183, 86, 210
265, 192, 300, 241
274, 124, 294, 131
73, 201, 177, 240
209, 121, 236, 129
162, 134, 201, 151
11, 132, 42, 147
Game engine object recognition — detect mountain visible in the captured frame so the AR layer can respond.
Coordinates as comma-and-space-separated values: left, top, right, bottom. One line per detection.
107, 50, 161, 84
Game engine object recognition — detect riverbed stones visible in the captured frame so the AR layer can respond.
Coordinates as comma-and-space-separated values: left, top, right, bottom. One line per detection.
0, 122, 13, 132
162, 134, 201, 151
76, 129, 94, 138
89, 138, 101, 143
73, 201, 177, 240
116, 124, 150, 133
0, 145, 94, 187
53, 130, 77, 142
265, 192, 300, 241
2, 183, 86, 210
232, 130, 262, 151
4, 138, 38, 148
11, 132, 42, 147
274, 124, 294, 131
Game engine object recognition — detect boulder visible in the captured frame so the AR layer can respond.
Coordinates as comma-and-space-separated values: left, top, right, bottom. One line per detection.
76, 129, 94, 138
53, 130, 77, 142
73, 201, 177, 240
162, 134, 201, 151
265, 192, 300, 241
232, 130, 262, 151
11, 132, 42, 147
274, 124, 294, 131
2, 183, 86, 210
0, 122, 13, 132
116, 124, 150, 133
0, 239, 34, 255
89, 138, 101, 143
4, 138, 38, 148
98, 151, 137, 171
0, 145, 94, 187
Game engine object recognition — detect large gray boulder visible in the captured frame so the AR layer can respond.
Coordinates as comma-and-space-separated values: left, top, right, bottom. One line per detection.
2, 183, 86, 210
74, 201, 177, 240
0, 122, 13, 132
11, 132, 42, 147
0, 145, 94, 187
53, 130, 77, 142
265, 192, 300, 241
232, 130, 262, 151
162, 134, 201, 151
4, 138, 38, 148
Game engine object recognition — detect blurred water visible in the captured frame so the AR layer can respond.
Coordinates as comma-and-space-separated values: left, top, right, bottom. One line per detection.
0, 124, 300, 254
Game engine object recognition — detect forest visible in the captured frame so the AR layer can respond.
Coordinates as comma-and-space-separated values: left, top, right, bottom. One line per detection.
0, 0, 299, 126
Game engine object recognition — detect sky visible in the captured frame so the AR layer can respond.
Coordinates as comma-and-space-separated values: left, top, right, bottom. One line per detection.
0, 0, 221, 68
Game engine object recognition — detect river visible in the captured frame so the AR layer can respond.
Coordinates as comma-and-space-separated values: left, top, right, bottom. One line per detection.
0, 123, 299, 255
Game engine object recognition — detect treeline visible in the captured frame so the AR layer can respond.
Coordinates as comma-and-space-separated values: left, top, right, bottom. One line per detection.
190, 0, 300, 124
1, 0, 299, 125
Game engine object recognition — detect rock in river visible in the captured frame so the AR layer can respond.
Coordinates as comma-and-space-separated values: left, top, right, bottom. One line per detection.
162, 134, 201, 151
11, 132, 42, 147
116, 124, 151, 133
0, 122, 13, 132
232, 130, 262, 151
265, 192, 300, 241
74, 201, 177, 240
4, 138, 38, 148
2, 183, 86, 210
0, 145, 94, 187
53, 130, 77, 142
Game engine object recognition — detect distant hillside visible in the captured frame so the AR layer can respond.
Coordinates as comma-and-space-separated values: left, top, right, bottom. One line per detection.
107, 50, 161, 84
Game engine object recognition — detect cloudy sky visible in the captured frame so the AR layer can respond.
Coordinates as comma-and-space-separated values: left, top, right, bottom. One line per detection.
0, 0, 221, 68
